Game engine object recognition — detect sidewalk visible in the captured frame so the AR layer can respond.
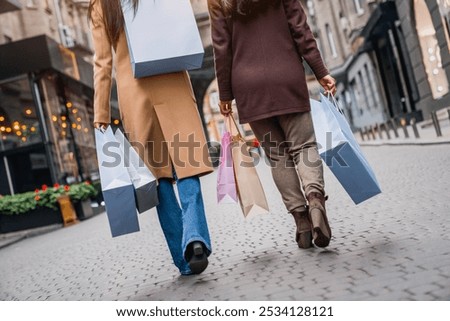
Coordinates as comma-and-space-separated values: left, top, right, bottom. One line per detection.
0, 224, 62, 250
356, 117, 450, 146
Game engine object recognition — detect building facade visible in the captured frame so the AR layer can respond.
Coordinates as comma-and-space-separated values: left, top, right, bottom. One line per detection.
0, 0, 217, 196
306, 0, 450, 130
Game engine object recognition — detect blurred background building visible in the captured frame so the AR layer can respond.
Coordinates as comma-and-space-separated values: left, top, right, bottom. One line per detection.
302, 0, 450, 131
1, 0, 450, 196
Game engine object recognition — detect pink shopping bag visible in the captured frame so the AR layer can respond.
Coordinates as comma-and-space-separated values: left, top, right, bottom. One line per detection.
217, 127, 238, 204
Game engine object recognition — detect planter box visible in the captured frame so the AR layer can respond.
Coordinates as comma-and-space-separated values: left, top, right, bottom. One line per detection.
0, 207, 63, 234
74, 200, 94, 221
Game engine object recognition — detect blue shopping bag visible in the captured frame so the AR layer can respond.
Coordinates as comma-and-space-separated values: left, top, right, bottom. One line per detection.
95, 127, 140, 237
310, 94, 381, 204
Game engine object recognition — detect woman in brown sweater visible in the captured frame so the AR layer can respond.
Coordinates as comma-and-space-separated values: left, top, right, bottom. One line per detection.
208, 0, 336, 248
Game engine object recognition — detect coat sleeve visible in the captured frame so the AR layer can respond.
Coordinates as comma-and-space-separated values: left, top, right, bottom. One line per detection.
89, 3, 113, 124
207, 0, 234, 101
282, 0, 329, 80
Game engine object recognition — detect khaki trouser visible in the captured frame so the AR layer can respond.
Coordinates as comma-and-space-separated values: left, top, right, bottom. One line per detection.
249, 112, 325, 213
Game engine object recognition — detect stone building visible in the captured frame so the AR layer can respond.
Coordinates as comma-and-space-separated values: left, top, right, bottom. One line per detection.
0, 0, 216, 195
305, 0, 450, 130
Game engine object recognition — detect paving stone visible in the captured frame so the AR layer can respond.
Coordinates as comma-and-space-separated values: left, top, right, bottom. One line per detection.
0, 145, 449, 300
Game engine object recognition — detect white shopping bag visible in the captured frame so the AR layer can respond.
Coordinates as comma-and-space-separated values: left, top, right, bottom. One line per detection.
121, 0, 204, 78
114, 129, 159, 213
95, 127, 140, 237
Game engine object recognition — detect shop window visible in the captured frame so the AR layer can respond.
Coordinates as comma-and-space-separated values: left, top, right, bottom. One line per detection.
437, 0, 450, 52
415, 0, 449, 99
39, 73, 97, 184
0, 77, 42, 152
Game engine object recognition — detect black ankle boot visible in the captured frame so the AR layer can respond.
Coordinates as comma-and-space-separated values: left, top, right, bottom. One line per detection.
185, 241, 208, 275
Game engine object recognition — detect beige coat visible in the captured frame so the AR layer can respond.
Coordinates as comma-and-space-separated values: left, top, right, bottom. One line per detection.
91, 2, 213, 179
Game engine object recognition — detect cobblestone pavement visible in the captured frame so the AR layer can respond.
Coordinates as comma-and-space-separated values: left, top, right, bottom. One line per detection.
0, 145, 449, 301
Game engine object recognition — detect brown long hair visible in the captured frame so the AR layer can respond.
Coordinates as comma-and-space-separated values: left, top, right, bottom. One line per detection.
220, 0, 279, 17
88, 0, 139, 47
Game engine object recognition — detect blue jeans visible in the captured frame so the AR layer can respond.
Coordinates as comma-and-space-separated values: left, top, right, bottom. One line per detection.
156, 175, 212, 275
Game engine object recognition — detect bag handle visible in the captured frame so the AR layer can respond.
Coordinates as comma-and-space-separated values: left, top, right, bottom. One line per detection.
224, 112, 245, 141
326, 92, 345, 115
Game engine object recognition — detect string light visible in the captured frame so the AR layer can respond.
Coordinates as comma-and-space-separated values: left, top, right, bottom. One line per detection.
61, 116, 67, 121
52, 115, 58, 122
0, 116, 4, 122
30, 127, 36, 132
66, 102, 73, 108
25, 109, 32, 115
113, 119, 120, 125
6, 127, 12, 133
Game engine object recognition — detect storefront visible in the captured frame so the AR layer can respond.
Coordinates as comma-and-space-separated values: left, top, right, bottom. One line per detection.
0, 35, 119, 195
357, 1, 423, 123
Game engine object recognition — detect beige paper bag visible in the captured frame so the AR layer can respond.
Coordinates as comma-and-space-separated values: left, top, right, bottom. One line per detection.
228, 116, 269, 217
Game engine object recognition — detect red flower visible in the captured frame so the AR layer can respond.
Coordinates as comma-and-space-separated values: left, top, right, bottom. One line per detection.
64, 185, 70, 192
53, 183, 60, 189
35, 195, 40, 201
41, 184, 48, 191
35, 189, 39, 194
84, 181, 91, 185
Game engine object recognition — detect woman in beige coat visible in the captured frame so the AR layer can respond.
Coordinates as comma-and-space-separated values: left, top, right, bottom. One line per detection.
89, 0, 213, 275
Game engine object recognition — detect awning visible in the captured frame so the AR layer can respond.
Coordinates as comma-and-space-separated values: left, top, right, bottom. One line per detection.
0, 35, 93, 91
360, 1, 398, 40
0, 0, 21, 14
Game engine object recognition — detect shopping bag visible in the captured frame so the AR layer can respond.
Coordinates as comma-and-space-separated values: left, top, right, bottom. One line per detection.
115, 129, 159, 213
217, 120, 238, 204
95, 127, 140, 237
121, 0, 204, 78
229, 116, 269, 217
310, 94, 382, 204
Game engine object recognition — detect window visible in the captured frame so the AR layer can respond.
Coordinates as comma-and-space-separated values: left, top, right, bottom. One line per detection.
437, 0, 450, 52
326, 24, 338, 58
26, 0, 38, 9
0, 77, 42, 152
415, 0, 449, 99
353, 0, 364, 15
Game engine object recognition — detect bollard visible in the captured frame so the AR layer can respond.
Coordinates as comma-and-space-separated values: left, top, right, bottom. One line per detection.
377, 123, 383, 139
360, 128, 365, 141
447, 108, 450, 125
372, 126, 377, 140
410, 118, 420, 139
400, 118, 409, 138
390, 119, 399, 138
364, 126, 370, 140
431, 111, 442, 137
369, 125, 376, 140
384, 123, 391, 140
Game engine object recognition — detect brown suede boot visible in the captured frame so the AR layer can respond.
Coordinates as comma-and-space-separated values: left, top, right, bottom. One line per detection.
291, 206, 312, 249
307, 192, 331, 248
